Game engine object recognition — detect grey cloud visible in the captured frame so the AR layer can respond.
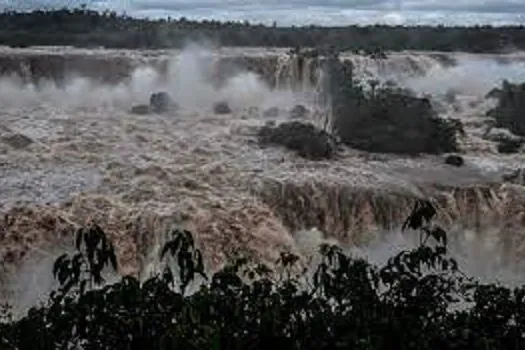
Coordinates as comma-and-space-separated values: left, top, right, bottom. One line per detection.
132, 0, 393, 11
131, 0, 525, 13
402, 0, 525, 14
0, 0, 524, 26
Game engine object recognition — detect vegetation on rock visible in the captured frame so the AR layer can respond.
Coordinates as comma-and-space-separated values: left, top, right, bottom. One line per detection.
258, 121, 337, 160
323, 54, 463, 155
1, 200, 525, 349
486, 80, 525, 138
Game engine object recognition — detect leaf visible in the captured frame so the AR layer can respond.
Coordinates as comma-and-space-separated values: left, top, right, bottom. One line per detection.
160, 241, 175, 260
53, 254, 69, 279
402, 200, 436, 231
75, 228, 83, 251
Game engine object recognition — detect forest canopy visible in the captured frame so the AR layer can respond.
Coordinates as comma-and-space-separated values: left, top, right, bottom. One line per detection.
0, 7, 524, 52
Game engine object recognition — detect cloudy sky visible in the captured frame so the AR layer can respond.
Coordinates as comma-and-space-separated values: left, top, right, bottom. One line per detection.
1, 0, 525, 26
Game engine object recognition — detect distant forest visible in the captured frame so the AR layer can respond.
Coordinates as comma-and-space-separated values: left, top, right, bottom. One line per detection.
1, 7, 525, 52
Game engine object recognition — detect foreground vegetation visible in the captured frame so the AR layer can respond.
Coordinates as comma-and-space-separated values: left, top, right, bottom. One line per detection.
1, 7, 524, 52
1, 200, 524, 349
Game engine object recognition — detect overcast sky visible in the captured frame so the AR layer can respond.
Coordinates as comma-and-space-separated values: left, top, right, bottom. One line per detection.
1, 0, 525, 26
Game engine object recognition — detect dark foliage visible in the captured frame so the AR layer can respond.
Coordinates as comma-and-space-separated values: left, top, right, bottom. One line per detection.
487, 81, 525, 138
445, 154, 464, 167
2, 200, 525, 349
0, 8, 524, 52
325, 54, 463, 155
258, 121, 337, 160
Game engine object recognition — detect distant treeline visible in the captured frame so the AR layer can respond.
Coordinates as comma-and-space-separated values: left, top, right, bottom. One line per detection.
1, 7, 525, 52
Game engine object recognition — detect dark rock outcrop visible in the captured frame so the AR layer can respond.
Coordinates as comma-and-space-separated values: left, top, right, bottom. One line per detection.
445, 154, 464, 167
130, 104, 151, 115
213, 101, 232, 114
263, 107, 280, 118
149, 92, 177, 114
2, 133, 34, 149
289, 104, 309, 119
258, 121, 337, 160
502, 168, 525, 185
497, 138, 523, 154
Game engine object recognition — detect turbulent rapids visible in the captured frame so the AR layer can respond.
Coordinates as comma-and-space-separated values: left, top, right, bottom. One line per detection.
2, 44, 525, 311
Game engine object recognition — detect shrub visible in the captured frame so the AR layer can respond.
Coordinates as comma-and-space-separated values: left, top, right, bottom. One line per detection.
4, 200, 525, 349
2, 200, 525, 349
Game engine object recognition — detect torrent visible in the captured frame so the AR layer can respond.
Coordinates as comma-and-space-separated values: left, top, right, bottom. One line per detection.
2, 44, 525, 313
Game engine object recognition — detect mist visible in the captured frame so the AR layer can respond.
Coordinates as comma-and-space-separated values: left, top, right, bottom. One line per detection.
2, 44, 525, 318
0, 42, 311, 114
401, 54, 525, 96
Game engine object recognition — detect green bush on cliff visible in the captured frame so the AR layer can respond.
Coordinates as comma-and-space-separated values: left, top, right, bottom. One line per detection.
2, 200, 525, 349
323, 54, 463, 155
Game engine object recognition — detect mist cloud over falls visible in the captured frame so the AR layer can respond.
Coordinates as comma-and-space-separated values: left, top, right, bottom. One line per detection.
0, 43, 297, 113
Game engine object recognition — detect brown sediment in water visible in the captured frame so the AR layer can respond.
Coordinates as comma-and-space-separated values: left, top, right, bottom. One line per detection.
2, 46, 525, 304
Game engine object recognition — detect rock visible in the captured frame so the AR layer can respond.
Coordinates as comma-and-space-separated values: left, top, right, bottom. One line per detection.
263, 107, 280, 118
213, 101, 231, 114
497, 138, 523, 154
289, 104, 309, 119
258, 121, 337, 160
445, 154, 464, 167
2, 133, 34, 149
149, 92, 176, 114
130, 104, 150, 115
503, 168, 525, 185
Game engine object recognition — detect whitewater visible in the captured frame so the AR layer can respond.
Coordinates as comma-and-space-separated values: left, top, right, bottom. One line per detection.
1, 43, 525, 313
